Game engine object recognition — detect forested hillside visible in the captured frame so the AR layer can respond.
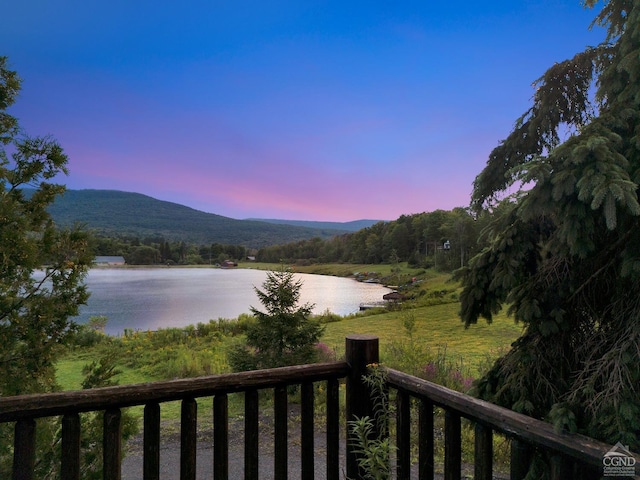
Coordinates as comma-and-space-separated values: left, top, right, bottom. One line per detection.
256, 207, 488, 271
46, 189, 348, 247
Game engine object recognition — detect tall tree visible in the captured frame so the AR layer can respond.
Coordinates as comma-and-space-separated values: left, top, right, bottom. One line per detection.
459, 0, 640, 469
0, 56, 93, 396
0, 56, 93, 474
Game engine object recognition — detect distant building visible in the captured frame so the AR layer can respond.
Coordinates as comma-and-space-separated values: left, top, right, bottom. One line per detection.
94, 256, 126, 266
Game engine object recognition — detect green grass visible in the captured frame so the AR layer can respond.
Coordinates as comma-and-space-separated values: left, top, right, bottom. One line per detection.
56, 353, 151, 391
321, 304, 522, 374
56, 307, 522, 389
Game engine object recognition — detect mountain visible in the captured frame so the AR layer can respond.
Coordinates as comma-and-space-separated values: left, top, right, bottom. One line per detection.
245, 218, 382, 232
46, 189, 352, 247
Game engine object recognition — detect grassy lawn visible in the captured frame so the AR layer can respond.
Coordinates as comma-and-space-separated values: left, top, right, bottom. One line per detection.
322, 304, 522, 374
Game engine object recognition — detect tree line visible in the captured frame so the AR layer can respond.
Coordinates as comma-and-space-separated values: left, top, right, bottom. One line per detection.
92, 235, 249, 265
90, 206, 492, 272
256, 207, 491, 271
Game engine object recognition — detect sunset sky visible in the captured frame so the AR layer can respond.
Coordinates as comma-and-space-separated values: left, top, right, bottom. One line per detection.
3, 1, 605, 221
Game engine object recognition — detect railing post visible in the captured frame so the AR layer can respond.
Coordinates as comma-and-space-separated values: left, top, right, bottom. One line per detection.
345, 334, 379, 480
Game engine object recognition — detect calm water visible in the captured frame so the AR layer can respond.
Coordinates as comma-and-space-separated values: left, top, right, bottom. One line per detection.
73, 268, 390, 335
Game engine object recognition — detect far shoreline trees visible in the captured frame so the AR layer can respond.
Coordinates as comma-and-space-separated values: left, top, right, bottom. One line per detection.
92, 206, 486, 272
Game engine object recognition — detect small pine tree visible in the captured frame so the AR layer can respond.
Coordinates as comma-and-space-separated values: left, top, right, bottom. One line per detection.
229, 265, 325, 370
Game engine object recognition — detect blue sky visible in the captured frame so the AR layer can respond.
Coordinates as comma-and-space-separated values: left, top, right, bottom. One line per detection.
2, 1, 606, 221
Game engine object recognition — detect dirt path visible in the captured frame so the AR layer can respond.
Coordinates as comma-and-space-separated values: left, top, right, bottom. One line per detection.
121, 405, 346, 480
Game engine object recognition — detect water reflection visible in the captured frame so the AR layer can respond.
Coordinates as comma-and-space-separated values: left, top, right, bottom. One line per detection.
74, 268, 391, 335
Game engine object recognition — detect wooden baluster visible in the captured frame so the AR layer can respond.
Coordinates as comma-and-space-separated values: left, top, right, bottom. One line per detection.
510, 439, 533, 480
301, 382, 314, 480
444, 410, 461, 480
104, 408, 122, 480
214, 393, 229, 480
13, 418, 36, 480
550, 453, 572, 480
326, 378, 340, 480
418, 399, 434, 480
244, 389, 259, 480
274, 385, 288, 480
62, 413, 81, 480
143, 402, 161, 480
180, 398, 197, 480
474, 423, 493, 480
396, 389, 411, 480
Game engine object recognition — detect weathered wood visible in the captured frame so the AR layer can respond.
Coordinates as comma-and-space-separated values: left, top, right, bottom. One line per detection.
103, 408, 122, 480
418, 399, 434, 480
0, 362, 350, 422
444, 410, 461, 480
61, 413, 81, 480
345, 334, 379, 480
274, 385, 288, 480
550, 453, 572, 480
244, 389, 259, 480
510, 439, 533, 480
301, 382, 314, 480
396, 389, 411, 480
214, 393, 229, 480
143, 402, 161, 480
13, 418, 35, 480
386, 368, 636, 467
326, 378, 340, 480
180, 398, 197, 480
474, 422, 492, 480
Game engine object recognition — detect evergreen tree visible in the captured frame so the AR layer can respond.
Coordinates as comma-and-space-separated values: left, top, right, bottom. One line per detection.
459, 0, 640, 469
0, 56, 93, 395
228, 265, 324, 370
0, 56, 93, 476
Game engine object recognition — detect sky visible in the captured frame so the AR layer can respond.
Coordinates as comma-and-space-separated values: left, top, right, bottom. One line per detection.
2, 1, 606, 221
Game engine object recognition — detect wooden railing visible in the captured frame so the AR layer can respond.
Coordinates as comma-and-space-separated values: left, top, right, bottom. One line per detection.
0, 334, 638, 479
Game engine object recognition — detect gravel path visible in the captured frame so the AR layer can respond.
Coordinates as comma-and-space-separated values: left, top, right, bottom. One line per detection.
120, 407, 507, 479
121, 405, 347, 480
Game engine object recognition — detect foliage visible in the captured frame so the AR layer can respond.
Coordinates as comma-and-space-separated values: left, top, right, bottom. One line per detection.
95, 322, 238, 379
459, 0, 640, 463
0, 57, 121, 479
347, 365, 394, 480
0, 57, 93, 398
228, 265, 325, 370
257, 208, 486, 272
0, 55, 91, 474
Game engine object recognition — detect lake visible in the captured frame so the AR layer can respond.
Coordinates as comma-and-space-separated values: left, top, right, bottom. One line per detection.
73, 268, 391, 335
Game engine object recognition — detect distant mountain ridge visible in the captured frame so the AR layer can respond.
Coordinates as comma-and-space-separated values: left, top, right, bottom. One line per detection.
245, 218, 381, 232
46, 189, 377, 247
